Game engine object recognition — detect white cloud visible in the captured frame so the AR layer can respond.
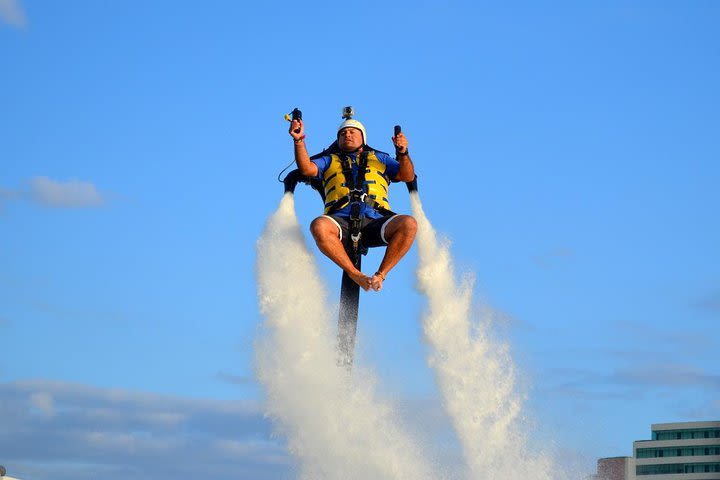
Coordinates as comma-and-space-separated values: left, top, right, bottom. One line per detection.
30, 392, 56, 417
0, 379, 292, 480
612, 363, 720, 389
1, 177, 108, 210
545, 362, 720, 398
614, 319, 716, 349
29, 176, 105, 208
0, 0, 26, 28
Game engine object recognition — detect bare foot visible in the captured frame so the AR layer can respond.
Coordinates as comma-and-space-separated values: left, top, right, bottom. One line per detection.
348, 271, 372, 291
370, 272, 385, 292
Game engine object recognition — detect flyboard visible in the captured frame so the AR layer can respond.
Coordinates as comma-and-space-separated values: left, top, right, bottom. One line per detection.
280, 107, 418, 367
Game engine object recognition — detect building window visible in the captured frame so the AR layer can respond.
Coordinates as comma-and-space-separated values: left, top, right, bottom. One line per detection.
637, 463, 720, 475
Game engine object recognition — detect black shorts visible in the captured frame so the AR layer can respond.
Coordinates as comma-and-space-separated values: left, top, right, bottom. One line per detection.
324, 214, 399, 248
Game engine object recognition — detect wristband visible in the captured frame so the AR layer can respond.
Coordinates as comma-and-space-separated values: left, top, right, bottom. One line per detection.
294, 135, 306, 144
396, 149, 409, 156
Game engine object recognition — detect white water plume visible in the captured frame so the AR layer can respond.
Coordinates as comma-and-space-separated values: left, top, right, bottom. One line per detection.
255, 193, 436, 480
411, 193, 556, 480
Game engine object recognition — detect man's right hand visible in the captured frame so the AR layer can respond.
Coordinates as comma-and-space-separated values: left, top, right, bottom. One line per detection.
291, 118, 317, 177
289, 119, 305, 141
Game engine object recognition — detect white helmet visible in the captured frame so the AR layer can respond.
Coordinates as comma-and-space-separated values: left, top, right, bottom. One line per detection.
337, 119, 367, 146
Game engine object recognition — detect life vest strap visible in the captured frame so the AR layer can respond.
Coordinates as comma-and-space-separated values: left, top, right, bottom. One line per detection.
326, 191, 367, 213
327, 151, 395, 255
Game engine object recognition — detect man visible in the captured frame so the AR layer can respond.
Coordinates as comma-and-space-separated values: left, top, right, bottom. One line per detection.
289, 114, 417, 292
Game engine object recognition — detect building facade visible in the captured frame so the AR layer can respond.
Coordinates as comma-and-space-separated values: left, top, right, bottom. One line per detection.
595, 456, 634, 480
634, 421, 720, 479
594, 421, 720, 480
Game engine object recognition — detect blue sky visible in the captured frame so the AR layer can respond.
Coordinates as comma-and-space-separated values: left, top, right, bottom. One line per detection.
2, 1, 719, 479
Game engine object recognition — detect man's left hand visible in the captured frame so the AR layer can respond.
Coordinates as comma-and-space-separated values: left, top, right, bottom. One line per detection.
392, 132, 408, 154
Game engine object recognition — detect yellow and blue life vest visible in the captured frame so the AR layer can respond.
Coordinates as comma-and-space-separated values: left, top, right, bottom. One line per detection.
322, 151, 392, 215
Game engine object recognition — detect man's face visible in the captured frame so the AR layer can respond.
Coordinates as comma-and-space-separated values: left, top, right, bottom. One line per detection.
338, 127, 364, 152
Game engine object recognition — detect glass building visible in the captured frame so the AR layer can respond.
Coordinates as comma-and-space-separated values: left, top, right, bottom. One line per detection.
594, 421, 720, 480
633, 421, 720, 479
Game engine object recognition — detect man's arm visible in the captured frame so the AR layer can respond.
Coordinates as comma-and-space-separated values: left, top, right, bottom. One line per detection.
392, 131, 415, 182
289, 119, 319, 177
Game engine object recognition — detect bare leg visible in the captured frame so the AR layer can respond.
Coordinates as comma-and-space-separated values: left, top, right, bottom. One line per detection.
370, 215, 418, 291
310, 217, 372, 291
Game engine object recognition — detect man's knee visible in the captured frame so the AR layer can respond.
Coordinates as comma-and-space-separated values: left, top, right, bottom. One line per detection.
403, 215, 418, 235
310, 216, 339, 242
386, 215, 417, 240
